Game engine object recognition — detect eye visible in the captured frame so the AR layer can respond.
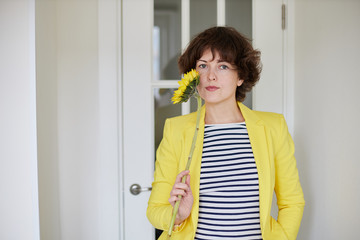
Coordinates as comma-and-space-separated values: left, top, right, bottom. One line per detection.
197, 63, 207, 69
219, 64, 229, 70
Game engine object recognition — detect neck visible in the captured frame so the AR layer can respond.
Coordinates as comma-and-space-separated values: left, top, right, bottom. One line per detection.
204, 101, 244, 124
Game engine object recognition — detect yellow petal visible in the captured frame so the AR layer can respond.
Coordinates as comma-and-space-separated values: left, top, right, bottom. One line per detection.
190, 69, 199, 80
179, 85, 186, 92
184, 77, 190, 85
190, 70, 195, 79
183, 73, 190, 82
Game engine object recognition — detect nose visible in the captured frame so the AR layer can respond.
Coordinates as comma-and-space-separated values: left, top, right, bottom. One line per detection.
207, 66, 216, 81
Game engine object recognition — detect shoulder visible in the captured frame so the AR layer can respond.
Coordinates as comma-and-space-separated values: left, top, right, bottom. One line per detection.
248, 110, 292, 152
166, 111, 197, 127
253, 110, 284, 123
162, 111, 197, 136
248, 109, 287, 134
239, 102, 285, 130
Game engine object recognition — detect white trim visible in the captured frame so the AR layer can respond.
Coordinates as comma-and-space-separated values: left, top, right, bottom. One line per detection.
29, 0, 41, 238
282, 1, 286, 115
217, 0, 226, 26
151, 80, 178, 88
118, 0, 125, 239
98, 0, 122, 239
182, 101, 191, 115
181, 0, 190, 52
150, 82, 155, 195
251, 0, 257, 109
181, 0, 190, 115
283, 0, 295, 136
150, 3, 156, 206
149, 0, 156, 185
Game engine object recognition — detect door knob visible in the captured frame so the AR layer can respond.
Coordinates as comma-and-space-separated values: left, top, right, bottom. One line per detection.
129, 183, 152, 195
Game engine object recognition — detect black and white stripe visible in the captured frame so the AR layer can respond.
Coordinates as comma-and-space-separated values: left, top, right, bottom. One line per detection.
195, 123, 262, 240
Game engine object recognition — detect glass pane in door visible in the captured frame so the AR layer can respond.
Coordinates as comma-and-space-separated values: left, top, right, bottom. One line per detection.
190, 0, 217, 39
226, 0, 253, 109
154, 88, 182, 151
154, 0, 182, 80
226, 0, 252, 39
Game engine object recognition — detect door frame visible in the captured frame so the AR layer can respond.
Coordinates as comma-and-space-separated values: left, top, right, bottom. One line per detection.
98, 0, 123, 239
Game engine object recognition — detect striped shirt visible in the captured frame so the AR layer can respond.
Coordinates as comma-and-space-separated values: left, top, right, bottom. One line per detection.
194, 122, 262, 240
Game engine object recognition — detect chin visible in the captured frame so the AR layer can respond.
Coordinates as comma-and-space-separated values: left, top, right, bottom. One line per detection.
203, 99, 222, 105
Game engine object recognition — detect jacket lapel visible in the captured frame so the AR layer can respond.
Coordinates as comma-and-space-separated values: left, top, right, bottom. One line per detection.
239, 103, 271, 231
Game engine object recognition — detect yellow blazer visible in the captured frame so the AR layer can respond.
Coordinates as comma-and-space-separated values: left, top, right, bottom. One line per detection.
147, 102, 305, 240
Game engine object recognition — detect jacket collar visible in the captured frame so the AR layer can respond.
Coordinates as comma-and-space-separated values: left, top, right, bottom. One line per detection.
238, 102, 264, 126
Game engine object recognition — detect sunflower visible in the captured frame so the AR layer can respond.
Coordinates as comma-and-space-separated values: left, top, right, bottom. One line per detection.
171, 69, 200, 104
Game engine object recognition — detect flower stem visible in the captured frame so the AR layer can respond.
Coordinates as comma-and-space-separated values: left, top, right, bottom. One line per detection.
167, 94, 202, 239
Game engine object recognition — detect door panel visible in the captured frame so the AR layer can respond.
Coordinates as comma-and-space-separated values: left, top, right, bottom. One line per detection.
122, 0, 154, 239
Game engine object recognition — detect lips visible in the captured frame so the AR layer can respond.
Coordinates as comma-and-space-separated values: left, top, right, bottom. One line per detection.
205, 86, 219, 91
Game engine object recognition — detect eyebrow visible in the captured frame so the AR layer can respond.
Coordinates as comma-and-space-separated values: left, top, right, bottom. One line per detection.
197, 59, 229, 63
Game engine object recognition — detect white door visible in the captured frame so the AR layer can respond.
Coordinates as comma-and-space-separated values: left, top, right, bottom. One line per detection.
122, 0, 287, 239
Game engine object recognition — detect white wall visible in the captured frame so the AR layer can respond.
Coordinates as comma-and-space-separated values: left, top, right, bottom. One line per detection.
36, 0, 61, 239
0, 0, 40, 239
36, 0, 120, 239
56, 1, 100, 238
294, 0, 360, 239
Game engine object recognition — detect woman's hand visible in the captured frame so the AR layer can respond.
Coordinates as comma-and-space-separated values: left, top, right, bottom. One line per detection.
168, 170, 194, 225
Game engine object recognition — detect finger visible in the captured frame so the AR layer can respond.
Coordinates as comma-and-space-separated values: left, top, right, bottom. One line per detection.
170, 189, 186, 197
175, 170, 190, 183
185, 174, 191, 186
173, 182, 190, 191
168, 195, 183, 206
168, 195, 180, 203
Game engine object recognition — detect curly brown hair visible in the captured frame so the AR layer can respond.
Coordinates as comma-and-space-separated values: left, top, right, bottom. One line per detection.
178, 26, 262, 102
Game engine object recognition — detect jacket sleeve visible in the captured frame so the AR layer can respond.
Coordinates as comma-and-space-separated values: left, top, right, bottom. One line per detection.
146, 119, 182, 231
274, 116, 305, 240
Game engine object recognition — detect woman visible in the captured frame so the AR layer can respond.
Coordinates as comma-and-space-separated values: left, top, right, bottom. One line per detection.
147, 26, 305, 240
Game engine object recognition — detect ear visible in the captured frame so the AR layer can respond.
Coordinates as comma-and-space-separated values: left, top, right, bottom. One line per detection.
237, 79, 244, 87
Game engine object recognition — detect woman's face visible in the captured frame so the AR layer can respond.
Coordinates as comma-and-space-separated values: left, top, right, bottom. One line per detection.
196, 49, 243, 106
